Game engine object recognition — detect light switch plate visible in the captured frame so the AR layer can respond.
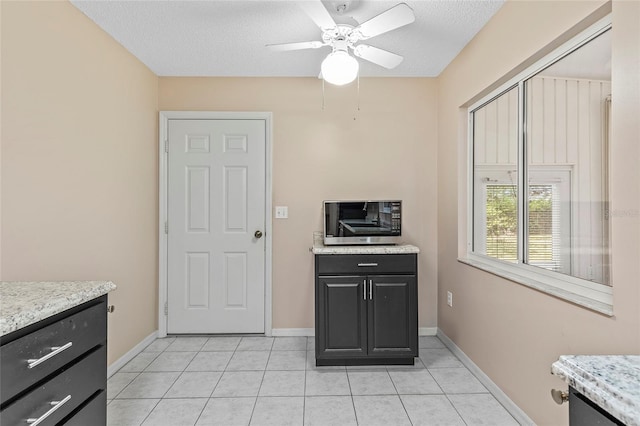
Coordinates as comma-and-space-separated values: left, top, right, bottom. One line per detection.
275, 206, 288, 219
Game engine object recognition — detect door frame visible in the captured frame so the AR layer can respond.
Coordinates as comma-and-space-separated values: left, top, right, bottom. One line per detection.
158, 111, 273, 338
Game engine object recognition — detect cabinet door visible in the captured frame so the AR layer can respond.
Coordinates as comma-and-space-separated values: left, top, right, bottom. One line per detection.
316, 276, 367, 358
367, 275, 417, 357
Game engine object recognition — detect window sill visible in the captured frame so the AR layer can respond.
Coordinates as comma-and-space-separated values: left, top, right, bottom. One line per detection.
457, 256, 613, 316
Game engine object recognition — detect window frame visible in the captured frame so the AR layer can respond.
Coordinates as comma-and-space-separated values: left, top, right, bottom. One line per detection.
462, 15, 613, 315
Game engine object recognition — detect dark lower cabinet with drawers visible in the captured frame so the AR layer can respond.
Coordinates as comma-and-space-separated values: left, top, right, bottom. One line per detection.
0, 295, 108, 425
315, 253, 418, 366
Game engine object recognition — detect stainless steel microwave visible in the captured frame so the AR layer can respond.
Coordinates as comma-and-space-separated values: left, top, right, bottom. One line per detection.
323, 200, 402, 245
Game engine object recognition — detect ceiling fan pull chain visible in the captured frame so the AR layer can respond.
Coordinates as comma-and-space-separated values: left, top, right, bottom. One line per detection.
322, 78, 325, 110
357, 73, 361, 112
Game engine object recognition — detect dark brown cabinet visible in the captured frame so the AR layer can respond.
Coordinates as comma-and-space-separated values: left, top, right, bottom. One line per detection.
0, 296, 108, 425
315, 253, 418, 366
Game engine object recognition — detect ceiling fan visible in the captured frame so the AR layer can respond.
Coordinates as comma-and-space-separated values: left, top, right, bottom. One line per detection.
266, 1, 415, 86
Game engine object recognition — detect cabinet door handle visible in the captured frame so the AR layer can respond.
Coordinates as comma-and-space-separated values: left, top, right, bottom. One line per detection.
550, 389, 568, 405
26, 395, 71, 425
27, 342, 73, 369
363, 279, 366, 300
369, 280, 372, 300
358, 263, 378, 267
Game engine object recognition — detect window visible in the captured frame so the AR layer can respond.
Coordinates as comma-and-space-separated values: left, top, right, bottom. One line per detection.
473, 86, 519, 263
466, 17, 612, 312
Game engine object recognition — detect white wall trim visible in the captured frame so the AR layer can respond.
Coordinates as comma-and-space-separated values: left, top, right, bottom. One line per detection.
107, 330, 158, 378
271, 328, 314, 337
158, 111, 273, 338
419, 327, 438, 336
437, 329, 535, 426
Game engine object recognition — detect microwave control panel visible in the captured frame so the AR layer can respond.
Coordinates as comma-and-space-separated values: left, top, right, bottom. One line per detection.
390, 201, 401, 234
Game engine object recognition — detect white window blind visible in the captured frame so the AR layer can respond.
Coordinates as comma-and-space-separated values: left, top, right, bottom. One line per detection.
527, 184, 563, 272
484, 184, 517, 262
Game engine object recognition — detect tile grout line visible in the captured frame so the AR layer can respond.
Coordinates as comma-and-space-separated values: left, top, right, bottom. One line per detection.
137, 399, 163, 426
111, 338, 168, 403
192, 337, 238, 425
443, 392, 471, 426
203, 340, 233, 421
132, 339, 170, 426
385, 367, 415, 426
111, 346, 164, 400
156, 340, 200, 425
247, 336, 273, 425
345, 367, 359, 425
424, 366, 447, 395
302, 339, 308, 426
110, 370, 144, 400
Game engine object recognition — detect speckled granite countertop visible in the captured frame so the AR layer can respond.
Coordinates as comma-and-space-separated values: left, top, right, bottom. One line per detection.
311, 244, 420, 254
552, 355, 640, 426
0, 281, 116, 337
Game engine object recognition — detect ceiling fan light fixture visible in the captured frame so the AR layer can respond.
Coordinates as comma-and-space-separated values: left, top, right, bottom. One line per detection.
321, 50, 359, 86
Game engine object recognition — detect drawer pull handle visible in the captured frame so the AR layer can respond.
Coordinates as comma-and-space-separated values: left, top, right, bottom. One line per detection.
369, 280, 372, 300
26, 395, 71, 425
550, 389, 568, 405
27, 342, 73, 369
357, 263, 378, 267
363, 280, 366, 300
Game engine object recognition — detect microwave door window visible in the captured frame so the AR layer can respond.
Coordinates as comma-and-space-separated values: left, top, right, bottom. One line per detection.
337, 202, 366, 236
337, 202, 395, 236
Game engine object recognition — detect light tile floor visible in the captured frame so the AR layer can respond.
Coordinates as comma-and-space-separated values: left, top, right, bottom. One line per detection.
107, 336, 520, 426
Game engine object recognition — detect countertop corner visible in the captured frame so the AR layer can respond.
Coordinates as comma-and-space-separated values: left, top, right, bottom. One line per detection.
551, 354, 640, 426
0, 280, 116, 336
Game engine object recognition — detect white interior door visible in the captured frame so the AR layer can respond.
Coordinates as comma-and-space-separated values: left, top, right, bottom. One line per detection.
167, 119, 266, 334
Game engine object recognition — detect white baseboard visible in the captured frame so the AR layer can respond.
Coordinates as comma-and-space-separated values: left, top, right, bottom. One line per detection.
437, 329, 535, 426
419, 327, 437, 336
271, 328, 314, 337
107, 330, 158, 378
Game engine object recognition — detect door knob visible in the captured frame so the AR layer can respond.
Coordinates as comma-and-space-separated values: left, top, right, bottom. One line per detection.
254, 230, 263, 239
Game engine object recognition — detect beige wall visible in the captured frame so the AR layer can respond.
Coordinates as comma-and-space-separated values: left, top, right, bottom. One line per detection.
1, 1, 159, 365
437, 1, 640, 425
1, 1, 439, 368
159, 77, 440, 330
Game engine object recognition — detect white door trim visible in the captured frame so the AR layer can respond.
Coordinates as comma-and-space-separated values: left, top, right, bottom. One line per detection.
158, 111, 273, 338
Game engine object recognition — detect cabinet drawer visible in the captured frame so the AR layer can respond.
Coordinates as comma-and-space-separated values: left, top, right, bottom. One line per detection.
63, 389, 106, 426
1, 346, 106, 426
316, 254, 416, 275
569, 387, 624, 426
0, 300, 106, 404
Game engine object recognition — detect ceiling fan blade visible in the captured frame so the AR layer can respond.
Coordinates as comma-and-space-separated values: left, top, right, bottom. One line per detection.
266, 41, 325, 52
353, 44, 404, 69
355, 3, 415, 40
299, 1, 337, 31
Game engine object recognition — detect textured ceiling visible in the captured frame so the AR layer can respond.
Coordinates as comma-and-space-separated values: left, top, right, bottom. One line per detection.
70, 0, 504, 78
